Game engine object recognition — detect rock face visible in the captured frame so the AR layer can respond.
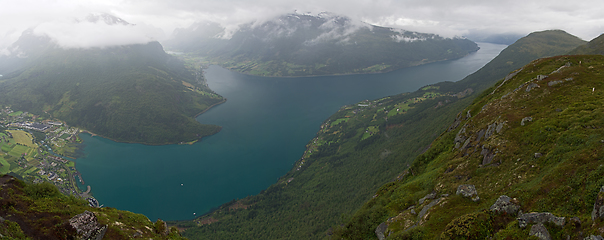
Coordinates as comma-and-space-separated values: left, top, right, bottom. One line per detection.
490, 195, 520, 215
517, 212, 565, 228
375, 222, 388, 240
529, 223, 551, 240
456, 185, 479, 202
68, 211, 107, 240
592, 186, 604, 221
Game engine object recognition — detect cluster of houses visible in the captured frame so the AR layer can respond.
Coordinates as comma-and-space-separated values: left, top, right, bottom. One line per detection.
10, 122, 52, 132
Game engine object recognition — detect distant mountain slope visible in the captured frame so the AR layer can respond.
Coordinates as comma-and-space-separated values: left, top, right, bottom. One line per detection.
569, 33, 604, 55
0, 31, 223, 145
165, 13, 479, 77
175, 30, 586, 239
335, 53, 604, 240
453, 30, 587, 92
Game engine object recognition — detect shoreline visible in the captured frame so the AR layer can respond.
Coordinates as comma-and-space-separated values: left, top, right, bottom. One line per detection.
214, 48, 481, 79
194, 98, 227, 118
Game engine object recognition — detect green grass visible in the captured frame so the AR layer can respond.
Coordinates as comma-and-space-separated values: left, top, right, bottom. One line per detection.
0, 157, 10, 174
8, 111, 23, 116
331, 118, 350, 127
334, 54, 604, 239
0, 175, 188, 239
8, 144, 29, 158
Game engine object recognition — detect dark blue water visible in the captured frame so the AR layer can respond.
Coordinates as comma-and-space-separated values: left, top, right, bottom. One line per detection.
74, 42, 506, 220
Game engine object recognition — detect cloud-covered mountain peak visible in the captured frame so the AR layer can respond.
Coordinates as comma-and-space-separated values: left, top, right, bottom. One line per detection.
82, 13, 132, 26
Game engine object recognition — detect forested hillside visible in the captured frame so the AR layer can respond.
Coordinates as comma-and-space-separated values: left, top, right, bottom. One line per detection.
175, 30, 586, 239
0, 32, 223, 145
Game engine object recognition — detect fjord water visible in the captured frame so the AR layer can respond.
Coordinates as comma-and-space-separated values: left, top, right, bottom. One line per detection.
75, 42, 506, 220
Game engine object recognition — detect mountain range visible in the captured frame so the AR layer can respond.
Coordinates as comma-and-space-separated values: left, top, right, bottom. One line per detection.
165, 13, 479, 77
1, 11, 603, 240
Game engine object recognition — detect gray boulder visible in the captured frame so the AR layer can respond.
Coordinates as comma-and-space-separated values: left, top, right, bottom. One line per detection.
517, 212, 565, 228
547, 80, 564, 86
526, 82, 540, 92
521, 117, 533, 126
536, 75, 548, 81
490, 195, 520, 215
418, 192, 437, 205
375, 222, 388, 240
592, 186, 604, 221
529, 223, 551, 240
584, 235, 604, 240
68, 211, 107, 240
456, 185, 479, 202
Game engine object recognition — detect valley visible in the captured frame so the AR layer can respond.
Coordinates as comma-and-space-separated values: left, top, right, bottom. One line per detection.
0, 5, 602, 239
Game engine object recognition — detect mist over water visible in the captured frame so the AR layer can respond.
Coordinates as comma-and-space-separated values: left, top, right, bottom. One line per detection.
74, 42, 506, 220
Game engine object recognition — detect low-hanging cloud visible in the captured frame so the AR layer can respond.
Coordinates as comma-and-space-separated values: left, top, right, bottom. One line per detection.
1, 0, 604, 54
32, 18, 165, 49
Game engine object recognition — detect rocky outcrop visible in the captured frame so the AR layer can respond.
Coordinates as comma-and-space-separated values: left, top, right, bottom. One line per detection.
68, 211, 107, 240
592, 186, 604, 221
529, 223, 551, 240
480, 146, 496, 165
456, 185, 479, 202
517, 212, 565, 228
418, 192, 437, 205
490, 195, 520, 215
375, 222, 388, 240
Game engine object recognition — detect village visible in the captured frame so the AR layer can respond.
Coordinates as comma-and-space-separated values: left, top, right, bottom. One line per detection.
0, 106, 98, 206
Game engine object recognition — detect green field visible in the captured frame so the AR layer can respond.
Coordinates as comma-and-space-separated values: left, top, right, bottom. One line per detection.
8, 111, 23, 116
8, 130, 37, 148
330, 118, 350, 127
0, 157, 10, 174
8, 144, 29, 158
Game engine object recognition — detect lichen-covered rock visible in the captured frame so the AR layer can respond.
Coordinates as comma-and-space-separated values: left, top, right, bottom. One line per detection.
68, 211, 107, 240
521, 117, 533, 126
526, 82, 540, 92
490, 195, 520, 215
584, 235, 604, 240
529, 223, 551, 240
418, 198, 442, 220
375, 222, 388, 240
592, 186, 604, 221
456, 185, 479, 201
536, 75, 548, 81
480, 145, 495, 165
517, 212, 565, 228
548, 80, 564, 86
418, 192, 437, 205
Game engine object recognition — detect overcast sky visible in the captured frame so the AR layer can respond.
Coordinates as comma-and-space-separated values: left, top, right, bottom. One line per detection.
1, 0, 603, 51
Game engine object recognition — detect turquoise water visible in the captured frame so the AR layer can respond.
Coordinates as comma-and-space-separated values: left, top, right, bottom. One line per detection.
74, 42, 506, 221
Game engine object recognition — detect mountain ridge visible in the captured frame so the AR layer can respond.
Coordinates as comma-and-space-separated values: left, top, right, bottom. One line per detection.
164, 13, 479, 77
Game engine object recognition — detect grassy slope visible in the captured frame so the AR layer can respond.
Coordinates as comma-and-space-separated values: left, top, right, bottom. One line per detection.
0, 175, 187, 239
177, 30, 585, 240
334, 54, 604, 239
0, 42, 223, 145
